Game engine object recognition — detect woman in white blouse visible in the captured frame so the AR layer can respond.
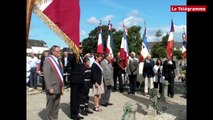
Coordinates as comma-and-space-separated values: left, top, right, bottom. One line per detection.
153, 58, 163, 94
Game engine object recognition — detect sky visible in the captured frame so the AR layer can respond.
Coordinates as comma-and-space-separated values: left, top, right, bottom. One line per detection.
29, 0, 187, 48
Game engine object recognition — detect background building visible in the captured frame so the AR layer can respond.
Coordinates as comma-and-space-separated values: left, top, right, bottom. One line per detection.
27, 39, 49, 54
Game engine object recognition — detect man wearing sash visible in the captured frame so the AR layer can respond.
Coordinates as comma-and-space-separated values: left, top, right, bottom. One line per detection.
43, 45, 64, 120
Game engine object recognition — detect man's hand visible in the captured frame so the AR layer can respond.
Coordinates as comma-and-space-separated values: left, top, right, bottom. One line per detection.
95, 82, 99, 88
49, 88, 54, 94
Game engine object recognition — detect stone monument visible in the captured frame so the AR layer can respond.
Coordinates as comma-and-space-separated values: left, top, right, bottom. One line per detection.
121, 101, 138, 120
160, 80, 169, 102
143, 88, 158, 120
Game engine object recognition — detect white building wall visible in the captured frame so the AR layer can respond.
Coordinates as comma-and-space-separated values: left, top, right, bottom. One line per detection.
26, 47, 49, 54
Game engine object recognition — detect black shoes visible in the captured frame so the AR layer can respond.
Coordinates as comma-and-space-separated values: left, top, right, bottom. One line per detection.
128, 92, 135, 95
85, 108, 93, 114
71, 115, 84, 120
107, 103, 113, 106
168, 94, 174, 98
101, 103, 113, 107
100, 103, 108, 107
80, 109, 88, 116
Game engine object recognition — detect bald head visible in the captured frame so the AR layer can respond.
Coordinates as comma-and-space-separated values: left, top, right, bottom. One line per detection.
130, 52, 135, 58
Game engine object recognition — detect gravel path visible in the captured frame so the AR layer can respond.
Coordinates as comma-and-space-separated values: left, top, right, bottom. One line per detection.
27, 87, 186, 120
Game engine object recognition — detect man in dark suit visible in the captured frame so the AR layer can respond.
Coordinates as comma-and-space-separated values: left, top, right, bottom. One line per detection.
162, 56, 176, 98
43, 45, 64, 120
112, 52, 123, 93
68, 45, 84, 120
61, 49, 71, 88
40, 50, 49, 91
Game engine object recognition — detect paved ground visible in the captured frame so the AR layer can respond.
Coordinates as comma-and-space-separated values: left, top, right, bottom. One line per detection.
27, 86, 186, 120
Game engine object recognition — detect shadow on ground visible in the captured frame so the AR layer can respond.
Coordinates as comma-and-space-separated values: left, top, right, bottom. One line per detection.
60, 103, 70, 118
38, 109, 46, 120
159, 100, 186, 120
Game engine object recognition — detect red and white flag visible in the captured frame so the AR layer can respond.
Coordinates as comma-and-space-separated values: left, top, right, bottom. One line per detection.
33, 0, 80, 57
97, 20, 104, 54
106, 34, 113, 57
119, 25, 129, 69
182, 28, 187, 59
166, 20, 175, 59
97, 33, 104, 54
106, 21, 114, 58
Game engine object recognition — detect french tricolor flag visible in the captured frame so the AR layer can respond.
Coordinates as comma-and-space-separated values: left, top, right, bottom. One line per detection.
97, 20, 104, 54
139, 26, 149, 62
106, 21, 114, 58
166, 19, 175, 59
119, 27, 129, 69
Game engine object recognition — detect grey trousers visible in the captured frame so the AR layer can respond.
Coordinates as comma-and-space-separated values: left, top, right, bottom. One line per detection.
46, 94, 61, 120
101, 85, 112, 104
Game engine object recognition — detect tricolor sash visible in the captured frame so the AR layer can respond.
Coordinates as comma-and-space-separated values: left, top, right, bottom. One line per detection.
94, 61, 103, 72
94, 61, 104, 84
48, 56, 64, 87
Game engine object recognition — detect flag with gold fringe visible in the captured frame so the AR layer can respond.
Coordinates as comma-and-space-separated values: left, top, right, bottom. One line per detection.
33, 0, 80, 60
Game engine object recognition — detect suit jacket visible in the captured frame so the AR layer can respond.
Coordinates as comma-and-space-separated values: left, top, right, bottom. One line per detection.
61, 56, 71, 73
68, 53, 84, 84
143, 59, 155, 78
101, 59, 113, 86
43, 58, 62, 94
162, 60, 176, 79
91, 62, 103, 85
40, 56, 45, 72
127, 57, 139, 75
112, 58, 123, 75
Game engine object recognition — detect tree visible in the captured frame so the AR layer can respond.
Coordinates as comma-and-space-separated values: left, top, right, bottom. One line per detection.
126, 26, 142, 55
151, 31, 169, 58
173, 50, 182, 60
81, 25, 116, 54
151, 42, 167, 58
81, 25, 142, 56
161, 33, 169, 48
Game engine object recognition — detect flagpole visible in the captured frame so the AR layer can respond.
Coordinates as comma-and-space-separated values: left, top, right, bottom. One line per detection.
26, 0, 34, 46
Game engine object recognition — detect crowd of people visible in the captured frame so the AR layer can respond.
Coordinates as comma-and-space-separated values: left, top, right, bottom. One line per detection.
26, 44, 186, 120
